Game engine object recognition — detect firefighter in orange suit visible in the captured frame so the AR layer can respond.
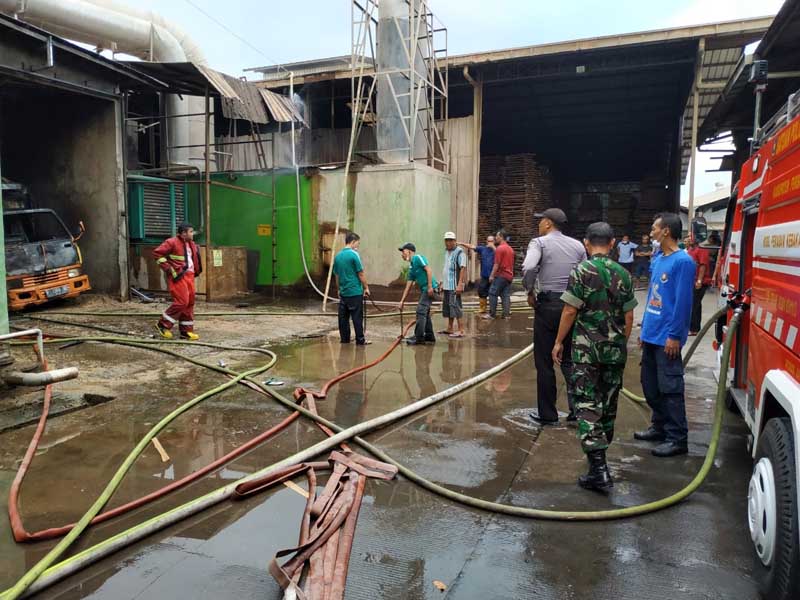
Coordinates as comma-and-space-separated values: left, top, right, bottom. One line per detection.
153, 222, 202, 340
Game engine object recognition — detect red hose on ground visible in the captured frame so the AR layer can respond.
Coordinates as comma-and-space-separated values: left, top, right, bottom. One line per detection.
8, 318, 415, 543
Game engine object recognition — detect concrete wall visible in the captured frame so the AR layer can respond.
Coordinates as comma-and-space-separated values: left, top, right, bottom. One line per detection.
1, 93, 126, 296
316, 163, 451, 288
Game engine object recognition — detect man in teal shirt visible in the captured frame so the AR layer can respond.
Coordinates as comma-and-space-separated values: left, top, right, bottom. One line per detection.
398, 242, 439, 345
333, 232, 371, 345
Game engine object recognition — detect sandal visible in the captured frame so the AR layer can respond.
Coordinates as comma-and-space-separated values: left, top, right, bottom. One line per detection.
448, 332, 465, 338
437, 329, 453, 334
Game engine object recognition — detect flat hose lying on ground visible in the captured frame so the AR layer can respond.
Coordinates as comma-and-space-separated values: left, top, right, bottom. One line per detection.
2, 309, 738, 598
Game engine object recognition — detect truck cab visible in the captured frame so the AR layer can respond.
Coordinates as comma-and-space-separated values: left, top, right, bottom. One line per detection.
3, 181, 90, 310
720, 89, 800, 600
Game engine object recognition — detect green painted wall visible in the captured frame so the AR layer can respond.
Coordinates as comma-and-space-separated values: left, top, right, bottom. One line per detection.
186, 170, 317, 287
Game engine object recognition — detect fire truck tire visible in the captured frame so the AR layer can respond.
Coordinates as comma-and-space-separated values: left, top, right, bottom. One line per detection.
750, 417, 799, 600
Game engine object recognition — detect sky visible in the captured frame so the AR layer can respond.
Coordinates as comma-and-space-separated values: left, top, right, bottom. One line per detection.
106, 0, 786, 198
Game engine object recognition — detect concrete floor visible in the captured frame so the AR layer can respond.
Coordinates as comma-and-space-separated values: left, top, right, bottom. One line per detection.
0, 292, 759, 599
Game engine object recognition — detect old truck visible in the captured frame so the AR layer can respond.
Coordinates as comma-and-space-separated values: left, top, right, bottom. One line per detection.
3, 179, 90, 310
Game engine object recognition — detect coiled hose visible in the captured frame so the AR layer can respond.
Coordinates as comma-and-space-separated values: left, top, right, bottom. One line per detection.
2, 308, 738, 598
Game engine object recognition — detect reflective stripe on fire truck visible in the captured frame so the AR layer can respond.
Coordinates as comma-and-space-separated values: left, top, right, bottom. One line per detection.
742, 159, 768, 198
754, 221, 800, 260
753, 304, 800, 353
753, 260, 800, 276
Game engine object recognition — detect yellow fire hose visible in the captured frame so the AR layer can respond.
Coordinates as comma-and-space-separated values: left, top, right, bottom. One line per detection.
1, 307, 738, 598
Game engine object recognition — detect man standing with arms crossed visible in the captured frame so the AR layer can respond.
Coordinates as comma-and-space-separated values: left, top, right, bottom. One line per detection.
441, 232, 467, 338
553, 222, 637, 492
333, 232, 371, 345
523, 208, 587, 425
635, 213, 696, 457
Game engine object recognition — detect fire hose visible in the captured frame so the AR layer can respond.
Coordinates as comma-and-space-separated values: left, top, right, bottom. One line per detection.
1, 308, 740, 599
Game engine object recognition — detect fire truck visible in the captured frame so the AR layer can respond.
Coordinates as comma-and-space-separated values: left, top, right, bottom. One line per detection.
719, 77, 800, 598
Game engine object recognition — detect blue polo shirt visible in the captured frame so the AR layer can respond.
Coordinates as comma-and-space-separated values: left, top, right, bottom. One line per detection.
641, 250, 696, 347
474, 245, 495, 279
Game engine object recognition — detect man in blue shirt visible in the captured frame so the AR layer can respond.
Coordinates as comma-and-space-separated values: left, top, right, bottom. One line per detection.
333, 232, 371, 345
398, 242, 439, 345
635, 213, 696, 457
459, 235, 495, 313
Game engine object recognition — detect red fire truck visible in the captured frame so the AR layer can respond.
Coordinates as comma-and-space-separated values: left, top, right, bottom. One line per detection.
719, 84, 800, 599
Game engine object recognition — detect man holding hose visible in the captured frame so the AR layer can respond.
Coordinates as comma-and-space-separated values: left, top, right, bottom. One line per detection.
398, 243, 439, 345
553, 222, 636, 492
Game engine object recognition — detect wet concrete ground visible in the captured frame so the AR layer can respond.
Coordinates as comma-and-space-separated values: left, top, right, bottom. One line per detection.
0, 292, 758, 599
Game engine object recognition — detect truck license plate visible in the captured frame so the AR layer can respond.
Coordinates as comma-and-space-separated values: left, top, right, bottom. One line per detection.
45, 285, 69, 299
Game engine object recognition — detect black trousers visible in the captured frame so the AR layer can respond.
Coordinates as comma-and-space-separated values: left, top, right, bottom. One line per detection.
690, 285, 708, 332
641, 342, 688, 444
533, 295, 575, 421
338, 294, 365, 344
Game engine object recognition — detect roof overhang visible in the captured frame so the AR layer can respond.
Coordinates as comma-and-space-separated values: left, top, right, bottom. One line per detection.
0, 12, 165, 99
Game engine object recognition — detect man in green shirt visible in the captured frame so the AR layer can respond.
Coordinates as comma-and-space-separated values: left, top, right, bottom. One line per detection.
333, 232, 371, 345
398, 242, 439, 345
552, 222, 637, 492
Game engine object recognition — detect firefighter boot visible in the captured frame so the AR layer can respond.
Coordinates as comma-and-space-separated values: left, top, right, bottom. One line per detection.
181, 331, 200, 341
479, 298, 488, 314
155, 323, 173, 339
578, 449, 613, 492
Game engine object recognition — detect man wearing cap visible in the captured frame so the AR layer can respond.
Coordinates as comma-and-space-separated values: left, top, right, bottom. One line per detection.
522, 208, 587, 425
441, 231, 467, 338
398, 243, 439, 345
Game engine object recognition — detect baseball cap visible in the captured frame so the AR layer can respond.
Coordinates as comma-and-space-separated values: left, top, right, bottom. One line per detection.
443, 231, 456, 239
534, 208, 568, 227
398, 242, 416, 252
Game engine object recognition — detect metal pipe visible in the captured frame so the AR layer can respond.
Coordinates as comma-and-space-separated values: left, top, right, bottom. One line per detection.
3, 368, 79, 387
0, 329, 44, 361
687, 37, 704, 238
204, 85, 213, 303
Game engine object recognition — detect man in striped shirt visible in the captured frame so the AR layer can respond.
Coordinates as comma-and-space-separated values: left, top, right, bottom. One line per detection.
441, 231, 467, 338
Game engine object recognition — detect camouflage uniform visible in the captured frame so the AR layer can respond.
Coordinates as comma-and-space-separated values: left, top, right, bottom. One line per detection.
561, 255, 637, 453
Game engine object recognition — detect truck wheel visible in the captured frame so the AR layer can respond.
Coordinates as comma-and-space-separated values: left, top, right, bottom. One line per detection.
749, 417, 799, 600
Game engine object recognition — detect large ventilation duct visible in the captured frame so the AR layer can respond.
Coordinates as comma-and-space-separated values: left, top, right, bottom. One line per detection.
0, 0, 207, 166
376, 0, 428, 164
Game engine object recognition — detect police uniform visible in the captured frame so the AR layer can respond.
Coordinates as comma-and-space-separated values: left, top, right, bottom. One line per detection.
522, 210, 587, 422
562, 255, 637, 453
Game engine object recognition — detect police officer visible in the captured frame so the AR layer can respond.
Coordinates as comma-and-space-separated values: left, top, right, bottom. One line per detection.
552, 222, 637, 491
522, 208, 587, 425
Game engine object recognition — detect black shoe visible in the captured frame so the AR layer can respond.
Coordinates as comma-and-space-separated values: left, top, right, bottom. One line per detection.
356, 340, 372, 346
651, 441, 688, 457
528, 411, 558, 426
405, 337, 423, 345
566, 411, 578, 422
423, 336, 436, 343
578, 450, 613, 492
633, 427, 666, 442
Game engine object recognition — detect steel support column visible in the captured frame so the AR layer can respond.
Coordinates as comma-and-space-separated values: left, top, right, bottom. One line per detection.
687, 37, 705, 237
204, 84, 213, 302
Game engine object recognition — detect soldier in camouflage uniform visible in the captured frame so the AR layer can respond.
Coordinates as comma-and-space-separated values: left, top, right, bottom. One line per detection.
552, 222, 637, 492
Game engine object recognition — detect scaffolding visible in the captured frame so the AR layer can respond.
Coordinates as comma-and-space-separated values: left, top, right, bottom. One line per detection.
350, 0, 449, 170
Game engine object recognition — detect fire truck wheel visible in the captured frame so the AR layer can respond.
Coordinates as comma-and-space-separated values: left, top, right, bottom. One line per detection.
749, 417, 799, 600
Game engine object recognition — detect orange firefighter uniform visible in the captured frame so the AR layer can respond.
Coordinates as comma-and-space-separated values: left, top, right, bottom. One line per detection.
152, 236, 203, 338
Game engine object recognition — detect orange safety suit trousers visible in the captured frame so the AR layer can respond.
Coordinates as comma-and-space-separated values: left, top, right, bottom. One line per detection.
159, 271, 196, 333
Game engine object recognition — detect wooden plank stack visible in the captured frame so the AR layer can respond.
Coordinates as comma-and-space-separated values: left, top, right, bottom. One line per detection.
478, 153, 553, 271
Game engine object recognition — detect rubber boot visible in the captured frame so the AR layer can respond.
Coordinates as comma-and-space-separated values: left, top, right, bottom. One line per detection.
578, 449, 613, 492
479, 298, 488, 314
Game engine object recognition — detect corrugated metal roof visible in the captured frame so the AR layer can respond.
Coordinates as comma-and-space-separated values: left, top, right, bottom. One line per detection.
218, 71, 270, 124
679, 45, 746, 183
259, 88, 304, 124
